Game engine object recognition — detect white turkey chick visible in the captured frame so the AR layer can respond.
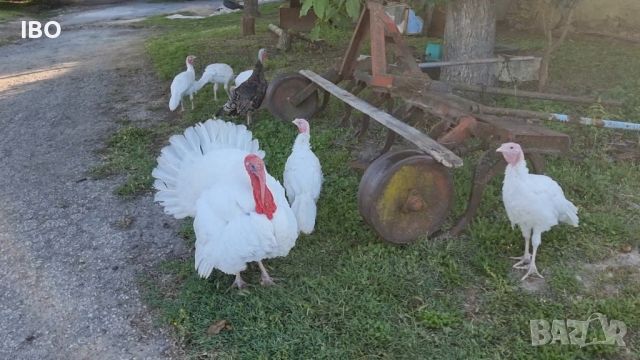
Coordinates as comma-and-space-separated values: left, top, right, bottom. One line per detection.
200, 63, 235, 101
169, 55, 196, 111
498, 142, 578, 281
284, 119, 323, 234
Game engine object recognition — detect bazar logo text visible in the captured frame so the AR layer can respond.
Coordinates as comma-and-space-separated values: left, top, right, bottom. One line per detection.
530, 313, 627, 347
21, 21, 61, 39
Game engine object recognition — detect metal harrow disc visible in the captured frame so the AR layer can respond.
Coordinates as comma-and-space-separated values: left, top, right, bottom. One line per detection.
265, 73, 319, 121
358, 149, 454, 244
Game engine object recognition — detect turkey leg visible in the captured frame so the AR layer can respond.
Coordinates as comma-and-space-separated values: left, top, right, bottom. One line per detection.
232, 273, 248, 289
511, 227, 532, 269
522, 231, 544, 280
257, 261, 275, 286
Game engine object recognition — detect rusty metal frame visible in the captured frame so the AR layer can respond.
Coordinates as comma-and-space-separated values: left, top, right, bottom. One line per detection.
280, 0, 574, 239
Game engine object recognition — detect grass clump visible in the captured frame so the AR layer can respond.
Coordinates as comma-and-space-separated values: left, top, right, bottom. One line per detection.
91, 126, 156, 197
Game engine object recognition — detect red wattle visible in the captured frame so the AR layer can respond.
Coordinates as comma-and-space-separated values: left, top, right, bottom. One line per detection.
250, 175, 277, 220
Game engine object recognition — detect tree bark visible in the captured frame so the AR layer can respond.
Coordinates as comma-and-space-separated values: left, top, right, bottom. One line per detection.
244, 0, 260, 17
441, 0, 496, 86
242, 16, 255, 36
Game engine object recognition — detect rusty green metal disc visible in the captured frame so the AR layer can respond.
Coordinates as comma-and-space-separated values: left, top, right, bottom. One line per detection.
358, 149, 454, 244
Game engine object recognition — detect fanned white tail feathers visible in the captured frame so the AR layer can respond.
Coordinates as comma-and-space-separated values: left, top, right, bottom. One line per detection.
152, 119, 264, 219
291, 193, 316, 234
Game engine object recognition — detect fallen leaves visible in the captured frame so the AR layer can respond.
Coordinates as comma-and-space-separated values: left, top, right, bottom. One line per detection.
207, 320, 232, 336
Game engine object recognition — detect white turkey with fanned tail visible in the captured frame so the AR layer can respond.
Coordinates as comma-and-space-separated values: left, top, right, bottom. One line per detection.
152, 119, 298, 288
284, 119, 323, 234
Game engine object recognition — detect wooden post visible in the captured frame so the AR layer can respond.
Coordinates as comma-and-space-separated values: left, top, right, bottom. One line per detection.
242, 16, 255, 36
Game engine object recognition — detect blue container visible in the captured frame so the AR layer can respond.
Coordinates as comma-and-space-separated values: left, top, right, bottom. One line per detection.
425, 43, 442, 61
406, 10, 423, 35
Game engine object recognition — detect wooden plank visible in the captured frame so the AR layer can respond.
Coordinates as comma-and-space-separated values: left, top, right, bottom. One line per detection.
300, 69, 463, 168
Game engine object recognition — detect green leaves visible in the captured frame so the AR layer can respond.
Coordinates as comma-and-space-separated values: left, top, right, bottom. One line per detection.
301, 0, 362, 23
345, 0, 361, 20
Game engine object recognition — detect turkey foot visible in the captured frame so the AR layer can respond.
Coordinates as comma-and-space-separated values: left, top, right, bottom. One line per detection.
510, 253, 531, 269
257, 261, 275, 286
232, 273, 248, 289
521, 263, 544, 281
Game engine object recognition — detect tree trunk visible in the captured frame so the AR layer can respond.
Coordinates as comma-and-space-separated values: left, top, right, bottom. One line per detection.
244, 0, 260, 17
441, 0, 496, 86
242, 16, 255, 36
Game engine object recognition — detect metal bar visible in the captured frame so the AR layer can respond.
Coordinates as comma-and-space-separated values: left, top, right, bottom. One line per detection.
477, 106, 640, 131
451, 83, 623, 107
551, 113, 640, 131
300, 69, 463, 168
418, 56, 536, 69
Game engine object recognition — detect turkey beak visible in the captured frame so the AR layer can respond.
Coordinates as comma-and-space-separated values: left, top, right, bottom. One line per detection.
496, 146, 505, 153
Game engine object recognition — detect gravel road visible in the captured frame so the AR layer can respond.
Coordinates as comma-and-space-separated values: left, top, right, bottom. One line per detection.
0, 2, 218, 358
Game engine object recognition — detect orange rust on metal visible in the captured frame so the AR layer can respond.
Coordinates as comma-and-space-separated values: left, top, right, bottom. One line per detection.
402, 189, 425, 212
473, 116, 570, 154
368, 1, 393, 88
437, 116, 478, 146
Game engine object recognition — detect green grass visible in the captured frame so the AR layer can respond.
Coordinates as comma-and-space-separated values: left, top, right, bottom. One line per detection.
102, 4, 640, 358
91, 125, 157, 197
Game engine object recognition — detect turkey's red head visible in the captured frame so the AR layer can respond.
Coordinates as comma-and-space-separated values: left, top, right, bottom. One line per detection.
244, 154, 276, 220
258, 48, 267, 64
496, 142, 524, 166
186, 55, 196, 65
292, 118, 309, 134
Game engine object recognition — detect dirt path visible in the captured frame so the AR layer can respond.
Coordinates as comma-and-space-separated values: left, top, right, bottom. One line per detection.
0, 2, 218, 358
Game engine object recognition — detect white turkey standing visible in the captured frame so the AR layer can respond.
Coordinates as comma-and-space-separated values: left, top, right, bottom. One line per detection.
200, 63, 235, 101
152, 119, 299, 288
284, 119, 323, 234
169, 55, 197, 111
498, 142, 579, 281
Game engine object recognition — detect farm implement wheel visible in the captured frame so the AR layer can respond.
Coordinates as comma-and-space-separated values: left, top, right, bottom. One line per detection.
265, 73, 320, 121
358, 150, 454, 244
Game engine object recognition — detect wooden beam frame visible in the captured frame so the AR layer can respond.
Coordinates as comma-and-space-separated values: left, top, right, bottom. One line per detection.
300, 69, 463, 168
